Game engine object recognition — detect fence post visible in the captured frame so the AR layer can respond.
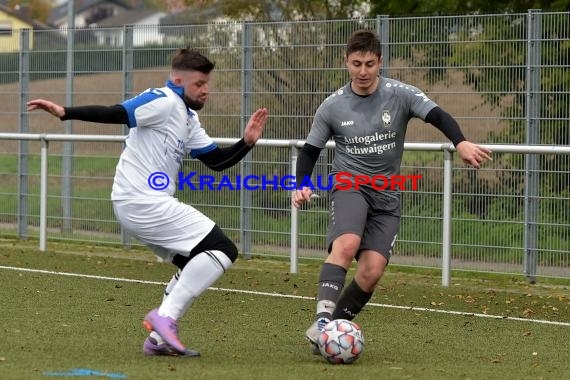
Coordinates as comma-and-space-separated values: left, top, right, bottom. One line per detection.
40, 136, 49, 251
121, 25, 134, 249
240, 21, 253, 258
18, 29, 30, 240
441, 148, 453, 287
377, 15, 390, 77
290, 144, 299, 274
524, 9, 542, 284
61, 1, 75, 234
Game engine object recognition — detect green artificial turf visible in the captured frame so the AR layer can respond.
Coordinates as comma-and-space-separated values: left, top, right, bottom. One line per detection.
0, 239, 569, 380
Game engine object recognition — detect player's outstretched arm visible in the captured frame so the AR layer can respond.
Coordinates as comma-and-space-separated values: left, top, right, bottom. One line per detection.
424, 107, 492, 169
27, 99, 65, 118
243, 108, 269, 146
455, 141, 493, 169
292, 143, 322, 209
196, 107, 268, 172
28, 99, 128, 124
292, 187, 313, 208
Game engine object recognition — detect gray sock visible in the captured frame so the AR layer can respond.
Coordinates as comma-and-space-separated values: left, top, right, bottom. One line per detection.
331, 279, 373, 321
316, 263, 347, 320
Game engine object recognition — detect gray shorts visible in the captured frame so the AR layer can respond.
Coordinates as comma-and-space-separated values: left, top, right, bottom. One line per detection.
326, 188, 400, 261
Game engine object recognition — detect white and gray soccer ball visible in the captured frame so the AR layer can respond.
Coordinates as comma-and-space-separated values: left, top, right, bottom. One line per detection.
317, 319, 364, 364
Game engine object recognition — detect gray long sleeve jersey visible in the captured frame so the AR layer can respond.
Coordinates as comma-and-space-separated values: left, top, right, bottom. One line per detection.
305, 77, 437, 180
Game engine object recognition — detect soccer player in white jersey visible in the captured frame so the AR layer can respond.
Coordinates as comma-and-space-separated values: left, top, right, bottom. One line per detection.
27, 48, 269, 357
291, 30, 492, 354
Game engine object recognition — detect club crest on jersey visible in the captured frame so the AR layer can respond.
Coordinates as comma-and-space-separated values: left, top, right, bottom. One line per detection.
382, 110, 391, 127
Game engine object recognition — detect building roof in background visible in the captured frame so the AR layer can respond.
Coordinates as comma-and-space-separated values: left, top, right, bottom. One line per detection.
47, 0, 134, 25
160, 5, 224, 26
0, 3, 52, 29
93, 9, 165, 27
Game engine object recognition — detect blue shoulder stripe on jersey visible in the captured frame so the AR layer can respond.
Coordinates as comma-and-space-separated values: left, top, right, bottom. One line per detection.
121, 88, 168, 128
190, 143, 218, 158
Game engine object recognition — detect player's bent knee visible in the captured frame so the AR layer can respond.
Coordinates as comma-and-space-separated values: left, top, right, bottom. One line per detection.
357, 266, 384, 286
192, 224, 239, 263
217, 236, 238, 263
173, 225, 239, 270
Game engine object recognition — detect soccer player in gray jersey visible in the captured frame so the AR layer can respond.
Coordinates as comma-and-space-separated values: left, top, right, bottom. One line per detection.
27, 48, 268, 357
292, 30, 492, 354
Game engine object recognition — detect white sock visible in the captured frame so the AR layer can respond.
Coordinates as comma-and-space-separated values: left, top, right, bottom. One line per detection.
150, 270, 181, 344
316, 300, 336, 320
158, 250, 232, 320
163, 269, 181, 301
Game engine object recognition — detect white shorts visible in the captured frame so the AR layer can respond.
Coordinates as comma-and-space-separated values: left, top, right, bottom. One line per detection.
113, 197, 215, 263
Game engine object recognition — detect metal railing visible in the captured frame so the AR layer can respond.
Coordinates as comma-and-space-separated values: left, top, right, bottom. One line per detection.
1, 132, 569, 285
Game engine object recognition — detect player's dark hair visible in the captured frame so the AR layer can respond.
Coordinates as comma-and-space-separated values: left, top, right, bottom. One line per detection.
346, 30, 382, 58
171, 48, 215, 74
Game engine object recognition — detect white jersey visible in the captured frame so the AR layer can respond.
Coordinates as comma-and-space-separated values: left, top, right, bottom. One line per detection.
111, 81, 216, 200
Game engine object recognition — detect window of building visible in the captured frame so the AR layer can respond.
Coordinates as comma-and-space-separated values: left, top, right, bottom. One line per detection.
0, 20, 12, 36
